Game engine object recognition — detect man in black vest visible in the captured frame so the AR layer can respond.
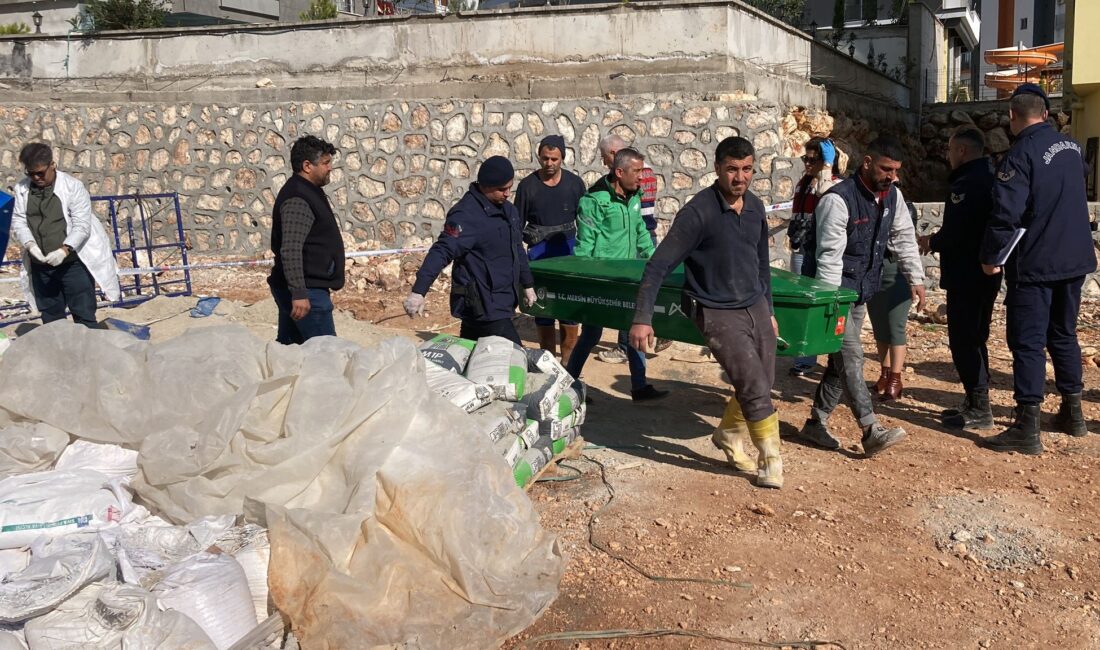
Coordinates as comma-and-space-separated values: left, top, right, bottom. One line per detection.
917, 126, 1001, 430
799, 135, 926, 457
978, 84, 1097, 454
268, 135, 345, 345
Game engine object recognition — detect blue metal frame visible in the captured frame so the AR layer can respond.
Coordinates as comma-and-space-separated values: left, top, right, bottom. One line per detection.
0, 192, 193, 325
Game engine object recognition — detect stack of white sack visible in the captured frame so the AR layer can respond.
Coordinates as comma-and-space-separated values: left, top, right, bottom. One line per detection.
0, 322, 562, 649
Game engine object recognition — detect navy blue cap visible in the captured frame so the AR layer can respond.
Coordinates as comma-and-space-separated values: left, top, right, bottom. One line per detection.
1012, 83, 1050, 111
538, 135, 566, 155
476, 156, 514, 188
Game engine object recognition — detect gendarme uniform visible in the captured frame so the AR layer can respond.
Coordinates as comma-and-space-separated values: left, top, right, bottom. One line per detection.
979, 87, 1096, 453
931, 156, 1001, 429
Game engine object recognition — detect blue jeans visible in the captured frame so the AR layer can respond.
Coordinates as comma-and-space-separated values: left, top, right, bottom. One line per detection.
30, 258, 98, 327
566, 326, 647, 391
790, 251, 817, 369
269, 280, 336, 345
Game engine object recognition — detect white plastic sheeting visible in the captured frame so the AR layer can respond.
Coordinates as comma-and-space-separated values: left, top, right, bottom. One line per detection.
0, 322, 562, 649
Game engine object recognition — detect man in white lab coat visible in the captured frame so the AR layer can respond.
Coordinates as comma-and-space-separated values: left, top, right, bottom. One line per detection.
11, 143, 120, 326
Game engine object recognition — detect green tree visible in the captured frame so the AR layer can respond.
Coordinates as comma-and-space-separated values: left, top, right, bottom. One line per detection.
832, 0, 845, 29
745, 0, 806, 27
0, 22, 31, 34
300, 0, 338, 21
72, 0, 167, 31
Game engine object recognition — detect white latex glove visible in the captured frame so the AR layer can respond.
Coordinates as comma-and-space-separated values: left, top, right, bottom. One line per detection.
403, 292, 426, 317
25, 243, 46, 263
523, 287, 537, 307
43, 247, 68, 267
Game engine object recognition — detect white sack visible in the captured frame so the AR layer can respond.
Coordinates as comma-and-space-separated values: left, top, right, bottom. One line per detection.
522, 352, 575, 420
0, 470, 134, 550
424, 359, 493, 413
0, 534, 115, 623
151, 553, 257, 650
24, 582, 215, 650
0, 423, 69, 479
465, 336, 527, 401
470, 401, 526, 442
53, 441, 139, 482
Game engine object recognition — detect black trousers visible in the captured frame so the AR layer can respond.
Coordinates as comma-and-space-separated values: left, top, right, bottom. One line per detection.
1005, 276, 1085, 405
693, 298, 776, 422
29, 258, 98, 327
946, 282, 1000, 392
460, 317, 522, 347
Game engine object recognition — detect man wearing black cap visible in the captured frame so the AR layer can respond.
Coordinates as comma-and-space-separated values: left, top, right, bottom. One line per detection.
405, 155, 536, 346
978, 83, 1097, 454
515, 135, 586, 360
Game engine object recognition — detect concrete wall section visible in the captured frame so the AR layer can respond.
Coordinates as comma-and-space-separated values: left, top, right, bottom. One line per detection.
0, 1, 816, 91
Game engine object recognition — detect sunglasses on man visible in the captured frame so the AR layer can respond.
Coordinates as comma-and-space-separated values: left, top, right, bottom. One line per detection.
25, 163, 54, 179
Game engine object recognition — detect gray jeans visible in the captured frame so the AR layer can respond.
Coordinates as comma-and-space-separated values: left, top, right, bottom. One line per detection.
811, 303, 876, 429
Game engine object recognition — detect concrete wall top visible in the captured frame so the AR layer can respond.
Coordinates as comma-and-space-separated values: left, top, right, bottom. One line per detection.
0, 1, 813, 88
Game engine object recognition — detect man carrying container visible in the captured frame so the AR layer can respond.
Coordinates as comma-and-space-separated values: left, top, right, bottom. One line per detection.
568, 147, 668, 403
629, 137, 782, 489
798, 135, 926, 457
515, 134, 586, 362
406, 156, 537, 346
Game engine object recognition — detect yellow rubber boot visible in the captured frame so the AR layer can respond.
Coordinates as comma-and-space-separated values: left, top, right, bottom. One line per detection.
747, 412, 783, 489
711, 397, 755, 472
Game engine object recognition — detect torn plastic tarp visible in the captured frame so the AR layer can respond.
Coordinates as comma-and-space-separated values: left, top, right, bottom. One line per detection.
0, 322, 562, 649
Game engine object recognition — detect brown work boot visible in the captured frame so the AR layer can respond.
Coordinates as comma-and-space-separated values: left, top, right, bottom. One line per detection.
873, 367, 890, 396
559, 324, 579, 364
880, 372, 904, 402
536, 325, 557, 356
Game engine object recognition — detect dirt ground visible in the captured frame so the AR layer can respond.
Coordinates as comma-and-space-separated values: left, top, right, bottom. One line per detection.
9, 252, 1093, 650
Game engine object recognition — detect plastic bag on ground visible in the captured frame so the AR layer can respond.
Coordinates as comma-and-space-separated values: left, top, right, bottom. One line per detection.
0, 423, 69, 479
0, 470, 134, 550
0, 534, 115, 623
424, 359, 493, 413
53, 441, 139, 483
0, 323, 562, 649
0, 550, 28, 578
0, 630, 25, 650
150, 552, 257, 650
465, 336, 527, 400
23, 582, 215, 650
113, 514, 233, 586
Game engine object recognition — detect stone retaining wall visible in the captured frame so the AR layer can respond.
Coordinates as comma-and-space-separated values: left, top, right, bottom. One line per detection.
0, 97, 831, 257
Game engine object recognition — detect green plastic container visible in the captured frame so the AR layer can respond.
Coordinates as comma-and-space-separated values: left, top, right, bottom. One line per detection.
523, 258, 858, 357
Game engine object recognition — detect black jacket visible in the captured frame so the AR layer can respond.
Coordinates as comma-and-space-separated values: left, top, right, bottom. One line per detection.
930, 157, 1002, 294
980, 122, 1096, 283
413, 185, 534, 322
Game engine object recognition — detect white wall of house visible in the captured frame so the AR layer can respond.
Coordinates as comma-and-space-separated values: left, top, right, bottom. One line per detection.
0, 0, 83, 35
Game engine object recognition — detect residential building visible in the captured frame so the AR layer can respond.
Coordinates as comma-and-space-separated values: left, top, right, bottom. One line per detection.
804, 0, 980, 103
0, 0, 378, 34
1068, 0, 1099, 200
